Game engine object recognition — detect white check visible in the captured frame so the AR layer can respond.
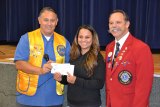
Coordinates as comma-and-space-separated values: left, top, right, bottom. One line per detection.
51, 63, 74, 75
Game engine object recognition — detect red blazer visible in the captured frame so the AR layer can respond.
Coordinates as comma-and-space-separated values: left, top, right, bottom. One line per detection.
105, 34, 154, 107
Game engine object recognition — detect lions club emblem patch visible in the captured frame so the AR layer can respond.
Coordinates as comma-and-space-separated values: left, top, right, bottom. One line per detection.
118, 70, 132, 85
57, 45, 65, 56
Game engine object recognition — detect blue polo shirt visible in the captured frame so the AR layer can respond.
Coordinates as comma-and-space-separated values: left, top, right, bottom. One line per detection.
14, 32, 70, 106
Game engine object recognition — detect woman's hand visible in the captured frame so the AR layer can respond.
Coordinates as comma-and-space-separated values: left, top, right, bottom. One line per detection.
67, 72, 76, 84
54, 72, 62, 81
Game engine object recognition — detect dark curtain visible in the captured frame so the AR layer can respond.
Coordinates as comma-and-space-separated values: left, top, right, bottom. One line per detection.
0, 0, 160, 49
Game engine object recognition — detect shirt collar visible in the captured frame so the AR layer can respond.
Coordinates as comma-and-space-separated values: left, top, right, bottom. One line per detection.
115, 32, 129, 50
42, 34, 54, 42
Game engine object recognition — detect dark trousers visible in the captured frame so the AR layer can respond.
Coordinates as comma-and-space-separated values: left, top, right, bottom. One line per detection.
67, 103, 101, 107
16, 103, 62, 107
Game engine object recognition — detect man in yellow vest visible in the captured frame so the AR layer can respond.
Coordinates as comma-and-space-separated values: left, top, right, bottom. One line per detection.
14, 7, 70, 107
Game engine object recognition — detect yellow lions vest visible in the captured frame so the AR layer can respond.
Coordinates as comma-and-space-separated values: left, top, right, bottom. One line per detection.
16, 29, 66, 96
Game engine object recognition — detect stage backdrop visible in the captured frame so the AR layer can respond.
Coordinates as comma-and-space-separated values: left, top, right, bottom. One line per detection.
0, 0, 160, 49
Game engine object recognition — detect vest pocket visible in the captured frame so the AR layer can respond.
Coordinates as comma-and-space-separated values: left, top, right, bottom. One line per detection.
17, 71, 30, 92
16, 71, 39, 96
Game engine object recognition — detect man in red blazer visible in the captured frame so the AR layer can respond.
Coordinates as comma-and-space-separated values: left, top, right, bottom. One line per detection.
105, 10, 154, 107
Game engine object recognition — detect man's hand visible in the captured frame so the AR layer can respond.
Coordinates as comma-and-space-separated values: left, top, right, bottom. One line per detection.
41, 60, 53, 74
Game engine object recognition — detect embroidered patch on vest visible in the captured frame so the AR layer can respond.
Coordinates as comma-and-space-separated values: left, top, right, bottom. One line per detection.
57, 45, 65, 56
118, 70, 132, 85
30, 45, 43, 58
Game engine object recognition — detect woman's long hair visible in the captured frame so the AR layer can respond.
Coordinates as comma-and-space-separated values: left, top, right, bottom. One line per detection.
70, 25, 100, 77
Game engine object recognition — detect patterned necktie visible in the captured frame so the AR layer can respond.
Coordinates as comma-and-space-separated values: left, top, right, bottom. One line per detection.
112, 42, 120, 67
115, 42, 120, 58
